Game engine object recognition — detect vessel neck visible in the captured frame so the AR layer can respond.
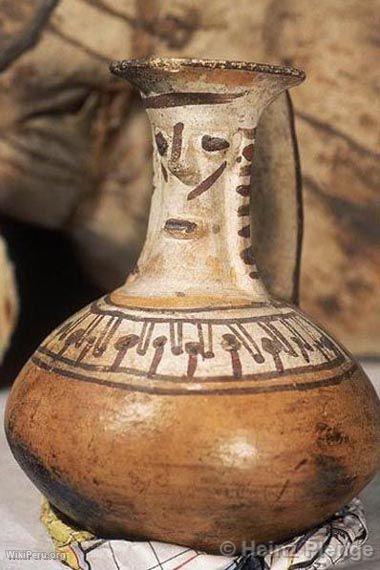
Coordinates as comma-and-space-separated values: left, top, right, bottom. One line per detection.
111, 58, 305, 304
125, 102, 268, 301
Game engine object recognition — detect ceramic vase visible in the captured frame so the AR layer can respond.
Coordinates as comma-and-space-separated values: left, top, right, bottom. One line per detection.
5, 58, 380, 554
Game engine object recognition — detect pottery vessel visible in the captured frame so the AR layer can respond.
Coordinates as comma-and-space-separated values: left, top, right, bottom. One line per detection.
5, 58, 380, 554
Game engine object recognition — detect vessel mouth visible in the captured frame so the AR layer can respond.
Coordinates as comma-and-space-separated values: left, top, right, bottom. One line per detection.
110, 57, 306, 82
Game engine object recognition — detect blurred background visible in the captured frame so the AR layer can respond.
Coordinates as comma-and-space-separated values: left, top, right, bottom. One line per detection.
0, 0, 379, 383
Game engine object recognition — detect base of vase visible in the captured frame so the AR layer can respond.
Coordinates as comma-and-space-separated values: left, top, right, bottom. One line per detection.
40, 497, 368, 570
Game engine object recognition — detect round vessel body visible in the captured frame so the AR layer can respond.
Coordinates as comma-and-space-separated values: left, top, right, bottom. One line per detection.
5, 293, 380, 553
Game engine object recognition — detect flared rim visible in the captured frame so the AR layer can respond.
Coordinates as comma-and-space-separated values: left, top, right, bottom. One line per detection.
110, 57, 306, 81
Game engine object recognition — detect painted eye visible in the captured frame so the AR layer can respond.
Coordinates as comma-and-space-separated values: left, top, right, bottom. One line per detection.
201, 135, 230, 152
155, 131, 168, 156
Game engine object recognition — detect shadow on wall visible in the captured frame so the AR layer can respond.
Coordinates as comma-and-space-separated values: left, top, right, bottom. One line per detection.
0, 216, 105, 386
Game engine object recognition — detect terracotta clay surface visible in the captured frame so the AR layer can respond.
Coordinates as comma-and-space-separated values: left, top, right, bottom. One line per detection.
5, 58, 380, 553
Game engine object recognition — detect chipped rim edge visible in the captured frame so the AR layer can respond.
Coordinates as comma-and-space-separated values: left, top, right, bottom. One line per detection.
109, 57, 306, 81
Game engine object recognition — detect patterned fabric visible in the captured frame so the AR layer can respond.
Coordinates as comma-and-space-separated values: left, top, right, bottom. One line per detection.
42, 499, 367, 570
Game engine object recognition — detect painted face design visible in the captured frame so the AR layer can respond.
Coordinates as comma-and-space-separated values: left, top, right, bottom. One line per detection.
152, 116, 232, 202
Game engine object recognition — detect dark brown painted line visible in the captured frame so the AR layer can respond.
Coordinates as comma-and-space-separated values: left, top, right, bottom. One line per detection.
249, 271, 260, 279
205, 323, 214, 358
35, 347, 347, 383
89, 301, 295, 324
258, 321, 298, 358
240, 246, 255, 265
59, 310, 92, 340
111, 334, 139, 371
93, 316, 121, 356
137, 321, 155, 356
31, 356, 355, 396
171, 122, 184, 162
155, 131, 168, 156
103, 295, 282, 313
164, 218, 198, 235
237, 204, 250, 217
242, 144, 254, 161
148, 336, 167, 376
76, 315, 103, 347
170, 321, 183, 355
226, 324, 264, 364
238, 225, 251, 238
202, 135, 230, 152
231, 350, 243, 378
239, 165, 252, 177
239, 127, 256, 139
92, 317, 114, 354
294, 306, 349, 355
221, 333, 243, 379
231, 323, 265, 362
143, 92, 245, 109
161, 164, 168, 182
236, 185, 251, 196
285, 92, 303, 306
292, 319, 341, 362
185, 343, 200, 378
187, 161, 227, 201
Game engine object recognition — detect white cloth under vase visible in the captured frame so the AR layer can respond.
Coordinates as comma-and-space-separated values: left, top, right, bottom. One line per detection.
55, 499, 367, 570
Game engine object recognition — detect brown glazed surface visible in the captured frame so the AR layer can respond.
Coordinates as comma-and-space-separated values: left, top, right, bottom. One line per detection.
5, 58, 380, 554
5, 337, 380, 551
